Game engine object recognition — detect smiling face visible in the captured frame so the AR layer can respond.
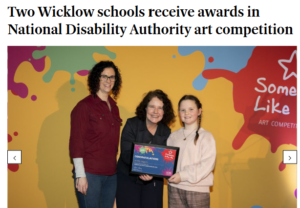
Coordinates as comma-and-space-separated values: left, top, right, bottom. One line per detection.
179, 99, 202, 127
146, 97, 164, 125
99, 67, 115, 94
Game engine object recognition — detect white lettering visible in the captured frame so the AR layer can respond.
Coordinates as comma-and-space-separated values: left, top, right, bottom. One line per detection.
289, 86, 297, 96
271, 98, 281, 114
268, 83, 276, 93
254, 95, 266, 111
255, 78, 267, 93
270, 121, 297, 128
258, 120, 269, 125
255, 77, 297, 96
282, 105, 290, 115
277, 86, 289, 96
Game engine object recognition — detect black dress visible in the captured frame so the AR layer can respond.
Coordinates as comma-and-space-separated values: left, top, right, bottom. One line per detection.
116, 116, 171, 208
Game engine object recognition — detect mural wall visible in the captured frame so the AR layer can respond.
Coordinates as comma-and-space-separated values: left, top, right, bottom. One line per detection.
7, 46, 297, 208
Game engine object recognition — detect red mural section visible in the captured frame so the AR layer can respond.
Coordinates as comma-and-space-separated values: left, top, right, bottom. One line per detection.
203, 47, 297, 156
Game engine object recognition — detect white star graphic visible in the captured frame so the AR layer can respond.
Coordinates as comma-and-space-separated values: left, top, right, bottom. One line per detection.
278, 50, 297, 80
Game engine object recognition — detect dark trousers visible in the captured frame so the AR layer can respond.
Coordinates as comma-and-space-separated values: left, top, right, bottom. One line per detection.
116, 172, 163, 208
74, 171, 117, 208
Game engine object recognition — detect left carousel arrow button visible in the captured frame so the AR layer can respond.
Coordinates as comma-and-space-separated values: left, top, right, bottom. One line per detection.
7, 150, 22, 164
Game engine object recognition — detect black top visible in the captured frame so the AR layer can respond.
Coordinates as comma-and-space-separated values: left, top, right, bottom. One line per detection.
117, 116, 171, 183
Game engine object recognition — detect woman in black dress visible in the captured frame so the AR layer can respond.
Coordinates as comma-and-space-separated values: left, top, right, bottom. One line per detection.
116, 89, 175, 208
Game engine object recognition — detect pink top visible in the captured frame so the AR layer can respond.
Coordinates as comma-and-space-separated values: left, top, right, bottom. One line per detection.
167, 127, 216, 192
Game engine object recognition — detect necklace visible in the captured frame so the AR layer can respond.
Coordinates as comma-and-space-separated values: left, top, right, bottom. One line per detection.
183, 128, 197, 141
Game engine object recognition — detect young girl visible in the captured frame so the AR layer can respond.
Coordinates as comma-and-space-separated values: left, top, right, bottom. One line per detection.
167, 95, 216, 208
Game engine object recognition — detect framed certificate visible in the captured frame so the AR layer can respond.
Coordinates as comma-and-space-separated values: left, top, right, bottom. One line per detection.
130, 142, 180, 178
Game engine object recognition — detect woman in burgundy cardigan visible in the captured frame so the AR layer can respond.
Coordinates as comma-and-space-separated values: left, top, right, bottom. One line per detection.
69, 61, 122, 208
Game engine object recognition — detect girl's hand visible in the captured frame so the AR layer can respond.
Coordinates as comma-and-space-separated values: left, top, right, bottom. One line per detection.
76, 177, 88, 195
139, 174, 153, 181
168, 173, 181, 184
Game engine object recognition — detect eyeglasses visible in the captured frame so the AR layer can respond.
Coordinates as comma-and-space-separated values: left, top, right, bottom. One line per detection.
100, 75, 116, 82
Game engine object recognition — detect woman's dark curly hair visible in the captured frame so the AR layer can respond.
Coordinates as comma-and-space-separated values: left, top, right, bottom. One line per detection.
135, 89, 175, 126
88, 61, 122, 99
